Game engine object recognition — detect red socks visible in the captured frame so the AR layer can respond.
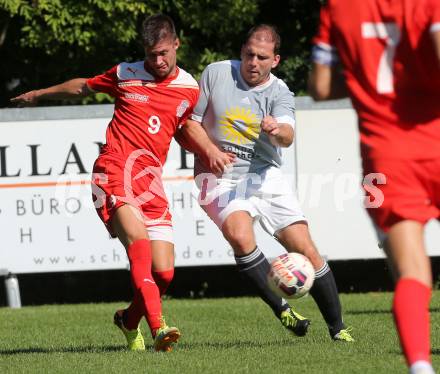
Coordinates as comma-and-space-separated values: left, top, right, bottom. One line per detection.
124, 241, 174, 334
125, 297, 143, 330
125, 268, 175, 330
153, 268, 174, 295
125, 239, 161, 334
393, 278, 431, 366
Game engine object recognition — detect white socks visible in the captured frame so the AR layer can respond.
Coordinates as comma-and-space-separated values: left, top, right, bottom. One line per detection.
409, 361, 435, 374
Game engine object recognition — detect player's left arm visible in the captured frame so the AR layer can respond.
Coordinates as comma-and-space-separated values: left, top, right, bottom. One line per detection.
261, 116, 293, 147
432, 30, 440, 67
174, 126, 197, 153
429, 0, 440, 67
174, 64, 234, 173
178, 119, 235, 174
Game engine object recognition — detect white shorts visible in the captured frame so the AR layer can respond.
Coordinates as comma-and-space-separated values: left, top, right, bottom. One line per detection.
147, 225, 174, 244
197, 167, 306, 236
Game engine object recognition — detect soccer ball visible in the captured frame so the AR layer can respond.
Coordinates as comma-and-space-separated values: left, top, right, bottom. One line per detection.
267, 253, 315, 299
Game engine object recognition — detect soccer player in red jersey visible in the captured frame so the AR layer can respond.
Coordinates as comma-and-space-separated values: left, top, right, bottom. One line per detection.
309, 1, 440, 372
11, 14, 233, 352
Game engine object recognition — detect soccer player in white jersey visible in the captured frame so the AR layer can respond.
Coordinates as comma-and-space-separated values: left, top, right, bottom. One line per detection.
180, 24, 353, 341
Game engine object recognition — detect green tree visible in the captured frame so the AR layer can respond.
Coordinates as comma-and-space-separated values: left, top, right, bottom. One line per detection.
1, 0, 151, 105
254, 0, 321, 95
0, 0, 321, 107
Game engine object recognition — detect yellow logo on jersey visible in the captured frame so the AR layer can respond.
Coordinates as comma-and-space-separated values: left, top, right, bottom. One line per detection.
219, 107, 260, 145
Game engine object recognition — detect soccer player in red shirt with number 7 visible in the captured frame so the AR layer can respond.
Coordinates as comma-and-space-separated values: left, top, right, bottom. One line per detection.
309, 1, 440, 373
11, 14, 233, 352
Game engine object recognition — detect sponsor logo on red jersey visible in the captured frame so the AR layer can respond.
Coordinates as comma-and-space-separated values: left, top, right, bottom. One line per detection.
124, 92, 149, 103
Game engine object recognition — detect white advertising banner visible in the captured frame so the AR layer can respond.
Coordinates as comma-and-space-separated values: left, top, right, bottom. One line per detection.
0, 103, 439, 273
0, 113, 291, 273
295, 109, 440, 260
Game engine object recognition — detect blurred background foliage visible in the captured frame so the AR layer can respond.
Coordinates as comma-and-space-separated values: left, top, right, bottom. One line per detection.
0, 0, 321, 107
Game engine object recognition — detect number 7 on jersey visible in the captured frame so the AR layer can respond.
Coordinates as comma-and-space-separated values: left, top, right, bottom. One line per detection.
362, 22, 401, 94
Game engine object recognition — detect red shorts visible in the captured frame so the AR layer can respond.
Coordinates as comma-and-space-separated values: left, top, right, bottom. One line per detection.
362, 157, 440, 232
91, 150, 172, 237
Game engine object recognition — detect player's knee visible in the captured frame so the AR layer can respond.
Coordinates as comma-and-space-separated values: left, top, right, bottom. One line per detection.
153, 268, 174, 295
153, 268, 174, 283
120, 228, 148, 248
222, 228, 253, 252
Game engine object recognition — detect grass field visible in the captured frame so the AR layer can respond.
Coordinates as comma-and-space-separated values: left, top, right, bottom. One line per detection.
1, 292, 439, 373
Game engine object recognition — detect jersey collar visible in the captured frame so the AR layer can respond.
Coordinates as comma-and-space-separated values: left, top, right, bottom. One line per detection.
142, 62, 180, 83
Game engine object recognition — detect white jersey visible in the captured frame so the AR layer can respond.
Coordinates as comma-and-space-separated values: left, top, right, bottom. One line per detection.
191, 60, 296, 179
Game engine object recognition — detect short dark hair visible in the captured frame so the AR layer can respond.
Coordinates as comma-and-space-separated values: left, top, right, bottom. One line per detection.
244, 24, 281, 54
141, 14, 177, 47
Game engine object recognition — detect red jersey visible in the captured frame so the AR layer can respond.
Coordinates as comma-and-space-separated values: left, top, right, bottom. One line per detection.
314, 0, 440, 159
87, 61, 199, 165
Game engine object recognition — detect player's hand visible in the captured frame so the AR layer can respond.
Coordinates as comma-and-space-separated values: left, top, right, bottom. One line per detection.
201, 145, 236, 175
10, 90, 40, 107
261, 115, 280, 136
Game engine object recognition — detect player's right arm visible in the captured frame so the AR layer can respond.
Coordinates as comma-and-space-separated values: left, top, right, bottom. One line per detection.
10, 78, 91, 106
308, 4, 348, 101
308, 61, 347, 101
11, 65, 118, 106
